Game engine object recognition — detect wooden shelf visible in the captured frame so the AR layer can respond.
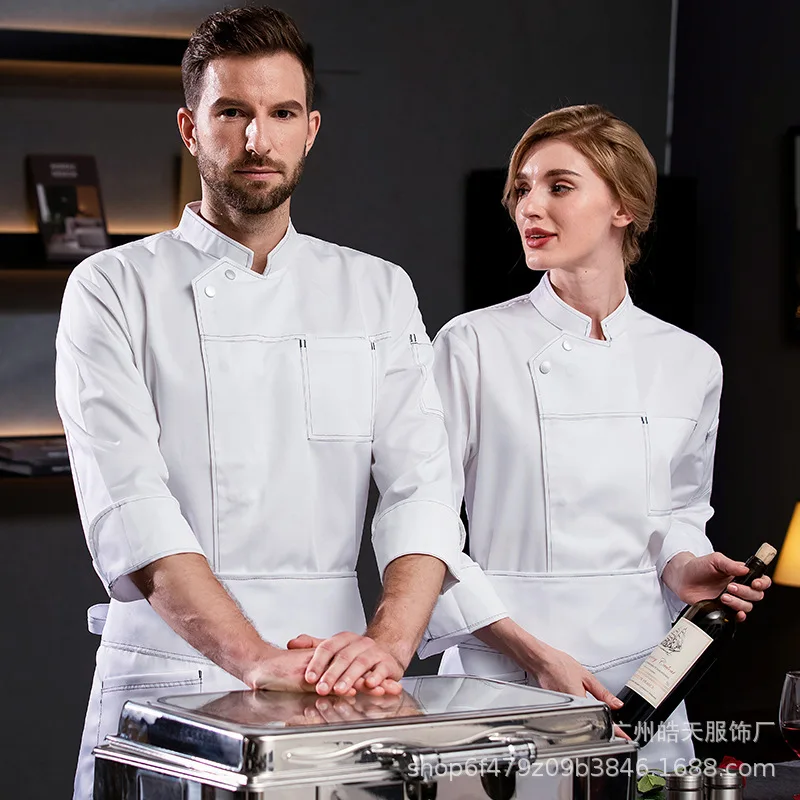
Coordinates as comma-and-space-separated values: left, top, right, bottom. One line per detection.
0, 59, 182, 92
0, 470, 78, 516
0, 28, 354, 94
0, 233, 153, 308
0, 232, 153, 272
0, 30, 185, 475
0, 28, 187, 67
0, 29, 186, 94
0, 470, 71, 480
0, 435, 70, 480
0, 268, 72, 280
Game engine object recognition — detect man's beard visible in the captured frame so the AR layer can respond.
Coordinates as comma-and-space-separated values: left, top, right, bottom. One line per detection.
196, 145, 306, 216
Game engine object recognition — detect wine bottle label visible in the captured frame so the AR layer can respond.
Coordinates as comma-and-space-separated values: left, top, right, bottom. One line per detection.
624, 618, 713, 708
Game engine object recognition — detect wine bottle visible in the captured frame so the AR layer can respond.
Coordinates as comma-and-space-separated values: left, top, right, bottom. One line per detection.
612, 543, 776, 743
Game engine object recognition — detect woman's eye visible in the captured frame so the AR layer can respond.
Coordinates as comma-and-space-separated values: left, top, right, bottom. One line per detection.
551, 184, 573, 194
514, 186, 528, 197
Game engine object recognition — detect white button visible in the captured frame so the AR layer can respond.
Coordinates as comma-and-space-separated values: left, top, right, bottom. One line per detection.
204, 285, 216, 298
562, 340, 573, 351
224, 269, 236, 280
539, 361, 552, 374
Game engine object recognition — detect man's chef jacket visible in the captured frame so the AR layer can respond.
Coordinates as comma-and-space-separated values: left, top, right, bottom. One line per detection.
56, 202, 464, 658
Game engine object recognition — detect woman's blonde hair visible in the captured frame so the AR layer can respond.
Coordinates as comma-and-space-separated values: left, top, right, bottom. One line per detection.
502, 104, 657, 267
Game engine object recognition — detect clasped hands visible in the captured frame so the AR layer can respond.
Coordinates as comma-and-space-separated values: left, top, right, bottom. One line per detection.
241, 630, 407, 696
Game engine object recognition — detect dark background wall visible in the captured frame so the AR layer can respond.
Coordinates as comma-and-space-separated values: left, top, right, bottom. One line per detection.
670, 0, 800, 766
9, 0, 797, 794
0, 0, 672, 433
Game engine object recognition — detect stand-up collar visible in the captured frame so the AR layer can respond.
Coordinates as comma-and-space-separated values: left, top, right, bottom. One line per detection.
529, 271, 632, 340
176, 201, 298, 275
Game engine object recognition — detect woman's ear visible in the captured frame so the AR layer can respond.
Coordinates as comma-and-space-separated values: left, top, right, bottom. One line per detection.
612, 204, 634, 229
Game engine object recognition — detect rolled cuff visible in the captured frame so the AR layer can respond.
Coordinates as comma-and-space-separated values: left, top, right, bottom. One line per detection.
371, 499, 463, 589
88, 495, 206, 601
418, 561, 509, 658
656, 520, 714, 577
657, 519, 714, 619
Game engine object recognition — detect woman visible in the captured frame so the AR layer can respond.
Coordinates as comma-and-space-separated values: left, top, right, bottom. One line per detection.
420, 105, 770, 771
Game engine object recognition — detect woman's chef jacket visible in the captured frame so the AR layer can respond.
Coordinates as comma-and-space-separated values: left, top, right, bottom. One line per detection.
421, 272, 722, 770
56, 201, 464, 666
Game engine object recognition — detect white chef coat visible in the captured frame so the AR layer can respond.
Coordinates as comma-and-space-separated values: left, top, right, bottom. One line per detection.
420, 272, 721, 771
56, 202, 464, 799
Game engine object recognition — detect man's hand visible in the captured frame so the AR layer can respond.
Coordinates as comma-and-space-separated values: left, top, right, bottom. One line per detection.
239, 648, 319, 693
662, 552, 772, 622
130, 554, 317, 690
287, 632, 404, 696
286, 553, 447, 697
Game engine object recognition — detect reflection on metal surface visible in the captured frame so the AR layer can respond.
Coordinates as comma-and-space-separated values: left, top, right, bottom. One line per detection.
480, 771, 516, 800
367, 738, 537, 779
94, 675, 637, 799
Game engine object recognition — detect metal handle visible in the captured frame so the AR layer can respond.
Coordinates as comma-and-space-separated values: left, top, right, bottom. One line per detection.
368, 739, 537, 781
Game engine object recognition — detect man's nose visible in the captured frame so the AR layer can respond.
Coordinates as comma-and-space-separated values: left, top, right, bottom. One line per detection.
245, 117, 273, 156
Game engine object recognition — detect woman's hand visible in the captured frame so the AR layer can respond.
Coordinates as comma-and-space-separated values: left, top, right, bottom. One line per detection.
525, 640, 624, 710
475, 618, 622, 707
662, 552, 772, 622
475, 618, 629, 739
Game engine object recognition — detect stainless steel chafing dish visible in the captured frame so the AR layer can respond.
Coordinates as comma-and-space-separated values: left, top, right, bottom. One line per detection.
94, 675, 638, 799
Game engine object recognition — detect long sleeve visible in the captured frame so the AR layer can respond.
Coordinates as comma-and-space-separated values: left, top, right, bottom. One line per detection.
657, 353, 722, 616
369, 269, 465, 588
56, 257, 205, 602
417, 326, 509, 658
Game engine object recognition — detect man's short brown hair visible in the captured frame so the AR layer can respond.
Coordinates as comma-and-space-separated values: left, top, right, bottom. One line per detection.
182, 6, 315, 111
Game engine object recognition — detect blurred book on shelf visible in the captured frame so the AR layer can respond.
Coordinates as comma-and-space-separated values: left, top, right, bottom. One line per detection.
0, 436, 70, 476
26, 155, 110, 264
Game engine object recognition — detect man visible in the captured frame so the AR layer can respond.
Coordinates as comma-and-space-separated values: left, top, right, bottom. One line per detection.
57, 7, 464, 798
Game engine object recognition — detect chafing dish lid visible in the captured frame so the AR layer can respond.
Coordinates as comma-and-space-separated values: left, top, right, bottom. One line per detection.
107, 675, 612, 781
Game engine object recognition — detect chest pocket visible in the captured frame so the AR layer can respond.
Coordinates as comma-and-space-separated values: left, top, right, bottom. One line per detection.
300, 336, 376, 441
644, 416, 697, 516
541, 412, 651, 567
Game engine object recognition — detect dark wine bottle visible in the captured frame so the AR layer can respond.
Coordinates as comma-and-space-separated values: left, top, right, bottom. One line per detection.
612, 543, 776, 743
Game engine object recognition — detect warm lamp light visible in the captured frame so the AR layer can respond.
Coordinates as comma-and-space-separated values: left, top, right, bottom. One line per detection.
774, 503, 800, 587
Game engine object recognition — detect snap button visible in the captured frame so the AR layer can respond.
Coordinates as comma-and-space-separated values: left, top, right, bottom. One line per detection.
562, 340, 573, 351
224, 269, 236, 280
204, 285, 216, 298
539, 361, 552, 374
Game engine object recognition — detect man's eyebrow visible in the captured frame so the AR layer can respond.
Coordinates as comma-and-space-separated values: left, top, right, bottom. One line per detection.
272, 99, 305, 113
209, 96, 247, 108
209, 97, 306, 113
